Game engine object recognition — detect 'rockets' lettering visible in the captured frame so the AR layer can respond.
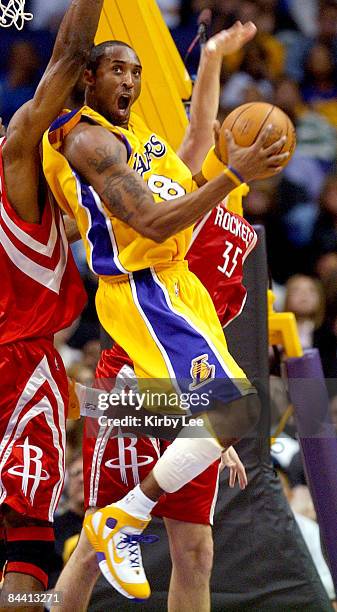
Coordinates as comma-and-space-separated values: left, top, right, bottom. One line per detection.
214, 206, 254, 248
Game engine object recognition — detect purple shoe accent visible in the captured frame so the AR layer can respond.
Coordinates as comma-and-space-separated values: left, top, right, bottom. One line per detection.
106, 517, 117, 529
96, 552, 105, 563
122, 534, 159, 544
134, 599, 147, 603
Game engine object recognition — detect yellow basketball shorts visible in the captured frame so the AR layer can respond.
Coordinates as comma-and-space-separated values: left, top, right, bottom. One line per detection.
96, 262, 255, 413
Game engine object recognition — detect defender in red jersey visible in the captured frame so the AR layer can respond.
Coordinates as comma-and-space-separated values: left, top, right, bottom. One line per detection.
0, 1, 103, 603
83, 203, 256, 524
189, 204, 257, 327
0, 136, 86, 524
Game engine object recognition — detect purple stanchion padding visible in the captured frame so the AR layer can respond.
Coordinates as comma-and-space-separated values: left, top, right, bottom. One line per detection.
286, 348, 337, 592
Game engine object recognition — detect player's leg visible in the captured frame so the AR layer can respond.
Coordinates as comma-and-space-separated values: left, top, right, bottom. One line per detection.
0, 508, 55, 612
0, 340, 70, 609
80, 345, 224, 606
50, 511, 99, 612
155, 450, 219, 612
136, 387, 259, 499
0, 524, 6, 585
165, 518, 213, 612
82, 391, 162, 600
88, 267, 259, 596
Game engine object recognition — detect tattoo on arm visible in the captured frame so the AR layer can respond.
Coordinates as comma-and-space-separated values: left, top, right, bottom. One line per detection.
85, 144, 155, 226
87, 146, 122, 175
101, 172, 153, 225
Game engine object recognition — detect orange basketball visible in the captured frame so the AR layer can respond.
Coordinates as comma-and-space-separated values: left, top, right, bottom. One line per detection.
219, 102, 296, 178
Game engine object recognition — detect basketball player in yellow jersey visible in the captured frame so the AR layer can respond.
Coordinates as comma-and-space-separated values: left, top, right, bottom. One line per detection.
43, 29, 289, 601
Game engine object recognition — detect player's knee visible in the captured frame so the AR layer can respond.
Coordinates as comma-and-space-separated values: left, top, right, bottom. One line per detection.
170, 530, 213, 578
2, 506, 55, 590
210, 392, 261, 445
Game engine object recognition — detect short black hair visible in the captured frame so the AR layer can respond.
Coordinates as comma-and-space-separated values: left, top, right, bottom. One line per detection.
86, 40, 138, 73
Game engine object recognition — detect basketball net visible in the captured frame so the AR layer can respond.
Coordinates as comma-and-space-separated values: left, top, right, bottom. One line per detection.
0, 0, 33, 30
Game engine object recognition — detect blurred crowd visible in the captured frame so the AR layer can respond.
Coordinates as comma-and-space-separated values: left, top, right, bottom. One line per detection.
1, 0, 336, 600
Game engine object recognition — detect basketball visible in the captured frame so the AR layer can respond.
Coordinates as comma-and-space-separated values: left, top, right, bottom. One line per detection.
219, 102, 296, 177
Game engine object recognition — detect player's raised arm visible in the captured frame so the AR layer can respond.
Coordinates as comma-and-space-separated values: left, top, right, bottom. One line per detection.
63, 121, 288, 243
178, 21, 257, 175
6, 0, 104, 148
3, 0, 104, 223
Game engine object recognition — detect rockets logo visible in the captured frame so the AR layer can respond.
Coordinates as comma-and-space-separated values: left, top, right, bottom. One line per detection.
8, 437, 49, 503
105, 434, 157, 486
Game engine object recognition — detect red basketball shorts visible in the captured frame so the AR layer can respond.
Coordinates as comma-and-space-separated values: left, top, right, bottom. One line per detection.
83, 345, 220, 525
0, 337, 69, 522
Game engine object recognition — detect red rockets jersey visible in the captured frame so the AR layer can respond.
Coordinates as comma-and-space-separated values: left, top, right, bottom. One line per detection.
0, 138, 87, 345
188, 203, 257, 327
99, 203, 257, 372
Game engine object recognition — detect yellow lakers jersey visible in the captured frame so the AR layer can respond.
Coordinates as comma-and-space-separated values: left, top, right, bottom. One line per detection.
42, 106, 195, 278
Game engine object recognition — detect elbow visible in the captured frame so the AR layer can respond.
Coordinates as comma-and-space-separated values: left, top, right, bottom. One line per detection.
143, 227, 167, 244
138, 222, 168, 244
135, 211, 169, 243
152, 231, 168, 244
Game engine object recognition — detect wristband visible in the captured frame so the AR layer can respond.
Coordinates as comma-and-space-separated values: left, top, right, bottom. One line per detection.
201, 146, 226, 181
227, 165, 244, 183
223, 166, 244, 187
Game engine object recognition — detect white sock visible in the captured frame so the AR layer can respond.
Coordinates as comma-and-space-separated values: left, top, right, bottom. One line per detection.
112, 484, 157, 521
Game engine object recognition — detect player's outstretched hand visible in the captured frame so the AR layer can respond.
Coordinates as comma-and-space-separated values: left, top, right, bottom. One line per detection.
221, 446, 248, 490
205, 20, 257, 58
225, 125, 290, 182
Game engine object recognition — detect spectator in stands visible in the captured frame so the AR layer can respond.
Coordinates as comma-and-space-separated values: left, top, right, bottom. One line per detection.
0, 40, 40, 126
316, 252, 337, 280
284, 271, 336, 381
316, 0, 337, 51
282, 0, 318, 37
311, 174, 337, 268
314, 272, 337, 380
220, 40, 274, 111
274, 76, 337, 168
220, 0, 285, 80
301, 42, 337, 128
284, 274, 325, 349
273, 77, 336, 251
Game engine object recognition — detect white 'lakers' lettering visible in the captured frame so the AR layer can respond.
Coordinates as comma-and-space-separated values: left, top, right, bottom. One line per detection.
8, 437, 49, 503
148, 174, 186, 201
133, 134, 166, 176
214, 205, 254, 248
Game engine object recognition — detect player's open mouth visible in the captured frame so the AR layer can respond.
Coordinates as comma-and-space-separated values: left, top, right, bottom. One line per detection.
117, 94, 131, 111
